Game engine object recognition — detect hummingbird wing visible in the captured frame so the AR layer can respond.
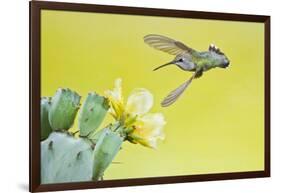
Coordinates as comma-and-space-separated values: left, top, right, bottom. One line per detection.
161, 72, 197, 107
144, 34, 195, 55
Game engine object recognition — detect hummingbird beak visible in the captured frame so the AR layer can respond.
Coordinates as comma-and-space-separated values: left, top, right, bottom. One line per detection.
153, 61, 174, 71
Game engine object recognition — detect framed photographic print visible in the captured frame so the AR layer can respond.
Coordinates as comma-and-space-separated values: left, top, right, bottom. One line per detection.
30, 1, 270, 192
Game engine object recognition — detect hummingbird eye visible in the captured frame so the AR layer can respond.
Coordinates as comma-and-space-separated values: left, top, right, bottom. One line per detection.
178, 58, 183, 62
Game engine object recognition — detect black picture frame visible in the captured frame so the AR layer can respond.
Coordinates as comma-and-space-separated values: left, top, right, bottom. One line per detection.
30, 1, 270, 192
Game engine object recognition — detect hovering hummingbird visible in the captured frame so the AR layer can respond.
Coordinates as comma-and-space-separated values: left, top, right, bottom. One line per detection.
144, 34, 230, 107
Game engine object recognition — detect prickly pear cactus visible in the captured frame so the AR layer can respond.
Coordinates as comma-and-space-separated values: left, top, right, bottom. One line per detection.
41, 97, 52, 140
48, 88, 81, 131
41, 88, 124, 183
78, 93, 109, 137
41, 132, 94, 184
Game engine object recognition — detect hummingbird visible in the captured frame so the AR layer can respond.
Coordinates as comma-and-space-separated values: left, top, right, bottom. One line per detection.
144, 34, 230, 107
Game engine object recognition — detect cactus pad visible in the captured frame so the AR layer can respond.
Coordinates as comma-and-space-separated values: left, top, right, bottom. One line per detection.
41, 132, 94, 184
41, 97, 52, 140
48, 88, 81, 131
92, 128, 124, 180
78, 93, 109, 137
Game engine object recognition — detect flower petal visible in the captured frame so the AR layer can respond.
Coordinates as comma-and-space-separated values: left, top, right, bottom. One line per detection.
126, 88, 153, 116
138, 113, 166, 140
105, 78, 123, 102
130, 113, 166, 149
105, 78, 124, 119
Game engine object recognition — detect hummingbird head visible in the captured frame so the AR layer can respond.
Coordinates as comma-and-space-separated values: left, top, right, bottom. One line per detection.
209, 44, 230, 68
172, 54, 196, 71
153, 54, 196, 71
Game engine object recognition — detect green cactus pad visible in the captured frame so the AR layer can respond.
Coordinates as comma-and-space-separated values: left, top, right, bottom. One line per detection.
48, 88, 81, 131
41, 132, 94, 184
41, 97, 52, 140
78, 93, 109, 137
92, 128, 124, 180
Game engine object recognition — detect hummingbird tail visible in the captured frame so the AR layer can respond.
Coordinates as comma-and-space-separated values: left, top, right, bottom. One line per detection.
153, 62, 174, 71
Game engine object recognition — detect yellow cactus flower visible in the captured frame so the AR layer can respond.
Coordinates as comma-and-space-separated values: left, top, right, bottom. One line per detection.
104, 78, 124, 120
105, 78, 166, 149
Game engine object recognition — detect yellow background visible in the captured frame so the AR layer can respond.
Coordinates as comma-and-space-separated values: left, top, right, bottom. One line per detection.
41, 10, 264, 180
